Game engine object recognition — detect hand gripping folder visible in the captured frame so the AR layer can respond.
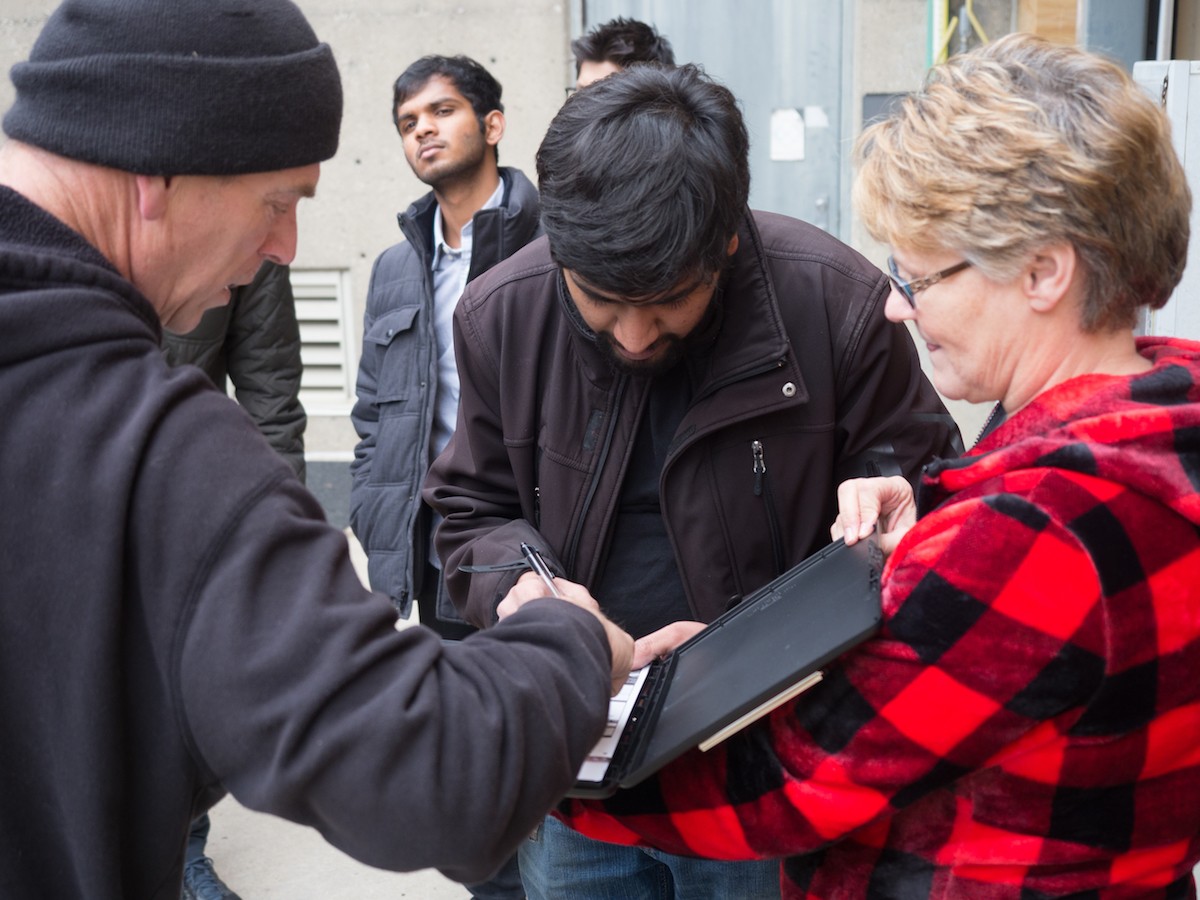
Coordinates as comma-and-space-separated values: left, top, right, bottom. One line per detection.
570, 534, 883, 798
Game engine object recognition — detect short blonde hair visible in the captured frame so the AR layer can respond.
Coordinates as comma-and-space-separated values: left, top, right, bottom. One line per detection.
853, 32, 1190, 332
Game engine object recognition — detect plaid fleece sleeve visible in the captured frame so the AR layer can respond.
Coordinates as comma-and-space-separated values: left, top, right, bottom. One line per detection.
563, 469, 1110, 863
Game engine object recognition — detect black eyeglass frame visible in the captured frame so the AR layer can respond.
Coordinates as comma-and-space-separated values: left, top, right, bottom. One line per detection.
886, 256, 972, 308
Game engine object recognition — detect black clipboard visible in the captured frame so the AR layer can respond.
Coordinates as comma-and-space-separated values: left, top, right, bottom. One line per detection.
568, 535, 882, 798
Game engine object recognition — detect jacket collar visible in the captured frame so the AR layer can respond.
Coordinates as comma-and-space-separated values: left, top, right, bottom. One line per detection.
703, 210, 801, 395
396, 167, 539, 263
553, 209, 802, 403
919, 337, 1200, 526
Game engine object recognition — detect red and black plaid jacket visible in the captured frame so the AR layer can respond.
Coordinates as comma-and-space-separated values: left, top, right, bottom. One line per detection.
563, 337, 1200, 898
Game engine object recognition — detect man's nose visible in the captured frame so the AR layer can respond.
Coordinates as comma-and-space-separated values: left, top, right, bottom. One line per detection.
414, 113, 436, 138
261, 209, 299, 266
612, 309, 660, 354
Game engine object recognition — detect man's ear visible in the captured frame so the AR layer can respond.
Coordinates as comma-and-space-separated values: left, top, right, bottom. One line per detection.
726, 233, 739, 257
483, 109, 506, 147
1024, 241, 1076, 314
134, 174, 171, 221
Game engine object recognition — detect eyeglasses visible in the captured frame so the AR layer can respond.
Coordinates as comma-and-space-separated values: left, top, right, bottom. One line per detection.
886, 256, 971, 309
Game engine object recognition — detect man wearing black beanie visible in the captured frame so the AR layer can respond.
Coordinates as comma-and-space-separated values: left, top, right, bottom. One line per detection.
0, 2, 634, 898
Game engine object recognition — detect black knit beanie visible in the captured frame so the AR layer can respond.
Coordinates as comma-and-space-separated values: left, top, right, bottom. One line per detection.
3, 0, 343, 175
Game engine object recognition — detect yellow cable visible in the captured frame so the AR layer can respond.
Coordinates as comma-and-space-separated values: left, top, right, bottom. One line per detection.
937, 15, 958, 63
964, 0, 990, 44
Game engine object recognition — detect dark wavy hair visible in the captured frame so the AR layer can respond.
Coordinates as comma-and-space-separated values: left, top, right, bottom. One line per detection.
537, 64, 749, 298
571, 17, 675, 74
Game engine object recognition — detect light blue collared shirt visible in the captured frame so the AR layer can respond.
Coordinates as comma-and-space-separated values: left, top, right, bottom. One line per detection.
427, 178, 504, 566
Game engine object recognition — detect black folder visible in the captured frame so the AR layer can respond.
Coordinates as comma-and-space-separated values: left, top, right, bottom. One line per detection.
569, 535, 883, 798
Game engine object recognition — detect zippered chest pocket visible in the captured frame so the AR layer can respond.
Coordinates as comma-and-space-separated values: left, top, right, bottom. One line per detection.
364, 305, 426, 405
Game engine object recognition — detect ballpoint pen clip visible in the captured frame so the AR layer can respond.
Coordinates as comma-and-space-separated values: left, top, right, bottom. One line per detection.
520, 542, 563, 598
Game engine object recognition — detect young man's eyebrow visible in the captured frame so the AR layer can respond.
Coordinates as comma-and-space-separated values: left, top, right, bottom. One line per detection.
578, 278, 704, 307
399, 96, 463, 118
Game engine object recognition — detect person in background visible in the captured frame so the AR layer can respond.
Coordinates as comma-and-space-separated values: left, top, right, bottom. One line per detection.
571, 16, 675, 88
350, 55, 541, 649
348, 51, 540, 900
529, 33, 1200, 899
164, 260, 306, 480
424, 63, 960, 900
0, 0, 633, 896
162, 258, 304, 899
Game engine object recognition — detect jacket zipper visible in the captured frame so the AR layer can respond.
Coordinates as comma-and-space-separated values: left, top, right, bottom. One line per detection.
752, 439, 786, 577
972, 402, 1006, 447
565, 375, 628, 575
657, 364, 794, 614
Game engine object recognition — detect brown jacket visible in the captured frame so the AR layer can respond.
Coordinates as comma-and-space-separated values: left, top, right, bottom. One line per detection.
424, 210, 961, 627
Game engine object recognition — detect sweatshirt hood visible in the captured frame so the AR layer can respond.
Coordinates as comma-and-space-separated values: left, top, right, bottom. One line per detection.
0, 185, 160, 368
923, 337, 1200, 527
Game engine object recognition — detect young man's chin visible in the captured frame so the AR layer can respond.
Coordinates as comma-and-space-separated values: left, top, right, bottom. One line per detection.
598, 334, 684, 377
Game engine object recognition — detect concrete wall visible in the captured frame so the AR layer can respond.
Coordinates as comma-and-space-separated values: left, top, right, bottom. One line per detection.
0, 5, 56, 105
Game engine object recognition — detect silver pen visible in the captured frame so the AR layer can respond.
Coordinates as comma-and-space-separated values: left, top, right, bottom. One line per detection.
520, 542, 563, 598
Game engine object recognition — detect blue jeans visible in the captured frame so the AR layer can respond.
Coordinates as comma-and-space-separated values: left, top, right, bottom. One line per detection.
186, 813, 210, 865
518, 816, 779, 900
466, 852, 524, 900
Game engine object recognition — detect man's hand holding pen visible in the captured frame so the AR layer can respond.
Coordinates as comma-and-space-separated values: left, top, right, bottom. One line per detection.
499, 551, 707, 686
499, 553, 634, 696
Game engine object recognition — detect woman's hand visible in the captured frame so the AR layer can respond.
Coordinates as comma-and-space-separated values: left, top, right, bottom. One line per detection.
831, 475, 917, 559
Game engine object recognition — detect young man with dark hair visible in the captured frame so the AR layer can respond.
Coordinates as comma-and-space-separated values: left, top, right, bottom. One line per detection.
571, 16, 675, 88
351, 55, 540, 642
424, 63, 962, 900
349, 57, 542, 896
